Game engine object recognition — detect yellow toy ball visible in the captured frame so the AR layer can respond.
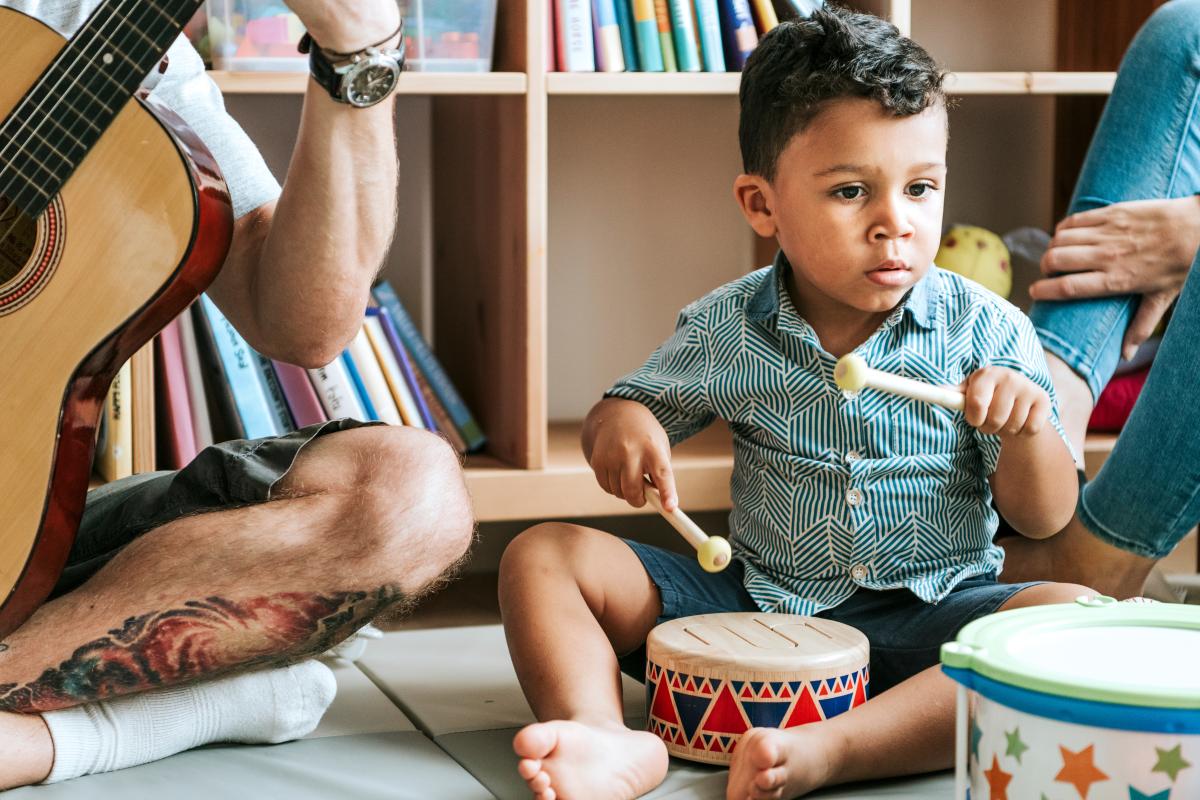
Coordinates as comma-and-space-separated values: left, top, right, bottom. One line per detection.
698, 537, 732, 573
935, 225, 1012, 298
833, 353, 868, 393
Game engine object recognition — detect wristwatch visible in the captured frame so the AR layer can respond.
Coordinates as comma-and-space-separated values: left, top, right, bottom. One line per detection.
299, 21, 406, 108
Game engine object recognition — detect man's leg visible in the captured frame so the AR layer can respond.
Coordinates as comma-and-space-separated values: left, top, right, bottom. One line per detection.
0, 425, 473, 786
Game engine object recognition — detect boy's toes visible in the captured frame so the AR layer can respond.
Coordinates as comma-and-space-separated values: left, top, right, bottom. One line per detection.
528, 769, 552, 794
517, 758, 543, 781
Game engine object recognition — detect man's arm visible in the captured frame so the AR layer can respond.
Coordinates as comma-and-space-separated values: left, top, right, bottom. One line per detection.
206, 1, 402, 368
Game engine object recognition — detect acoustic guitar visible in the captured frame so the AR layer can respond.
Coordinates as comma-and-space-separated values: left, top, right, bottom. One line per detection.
0, 0, 232, 638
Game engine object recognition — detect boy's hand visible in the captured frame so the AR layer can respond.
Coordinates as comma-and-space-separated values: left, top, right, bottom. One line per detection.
583, 399, 679, 511
962, 367, 1052, 438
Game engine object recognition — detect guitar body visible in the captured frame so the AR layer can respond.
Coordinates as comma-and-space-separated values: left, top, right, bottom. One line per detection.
0, 7, 232, 637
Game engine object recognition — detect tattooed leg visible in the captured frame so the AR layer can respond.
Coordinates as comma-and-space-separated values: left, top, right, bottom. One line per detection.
0, 425, 472, 717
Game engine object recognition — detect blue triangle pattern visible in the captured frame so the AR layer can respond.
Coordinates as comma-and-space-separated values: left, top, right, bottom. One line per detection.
750, 681, 764, 695
770, 682, 784, 695
819, 692, 854, 718
742, 700, 793, 729
673, 691, 712, 743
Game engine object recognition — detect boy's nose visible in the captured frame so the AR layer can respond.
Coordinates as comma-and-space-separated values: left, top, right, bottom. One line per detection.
869, 199, 916, 242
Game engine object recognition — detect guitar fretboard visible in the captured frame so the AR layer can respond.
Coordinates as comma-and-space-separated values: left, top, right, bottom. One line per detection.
0, 0, 204, 217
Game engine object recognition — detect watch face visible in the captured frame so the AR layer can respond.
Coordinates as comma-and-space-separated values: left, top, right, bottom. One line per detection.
346, 59, 400, 107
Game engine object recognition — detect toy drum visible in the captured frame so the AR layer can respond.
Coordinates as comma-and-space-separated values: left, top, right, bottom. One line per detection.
644, 613, 869, 765
942, 597, 1200, 800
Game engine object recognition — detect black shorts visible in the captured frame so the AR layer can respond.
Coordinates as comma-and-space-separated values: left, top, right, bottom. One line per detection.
53, 419, 375, 598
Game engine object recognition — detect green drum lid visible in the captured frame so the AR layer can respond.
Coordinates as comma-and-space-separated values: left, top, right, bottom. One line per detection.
940, 596, 1200, 709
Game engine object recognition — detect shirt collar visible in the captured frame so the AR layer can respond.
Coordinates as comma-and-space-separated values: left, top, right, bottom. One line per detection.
746, 250, 938, 331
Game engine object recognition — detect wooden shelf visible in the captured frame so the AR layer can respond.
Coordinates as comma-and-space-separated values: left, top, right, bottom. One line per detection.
464, 422, 1121, 522
546, 71, 1116, 96
209, 71, 528, 95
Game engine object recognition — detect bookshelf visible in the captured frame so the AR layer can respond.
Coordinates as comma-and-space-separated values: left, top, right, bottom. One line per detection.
122, 0, 1140, 522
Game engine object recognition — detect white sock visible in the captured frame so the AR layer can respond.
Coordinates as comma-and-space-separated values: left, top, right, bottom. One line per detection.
40, 660, 336, 783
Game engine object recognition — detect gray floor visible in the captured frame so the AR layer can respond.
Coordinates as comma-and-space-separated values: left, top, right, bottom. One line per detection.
11, 625, 955, 798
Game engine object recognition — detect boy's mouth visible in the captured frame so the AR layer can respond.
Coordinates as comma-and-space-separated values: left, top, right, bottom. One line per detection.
865, 259, 912, 287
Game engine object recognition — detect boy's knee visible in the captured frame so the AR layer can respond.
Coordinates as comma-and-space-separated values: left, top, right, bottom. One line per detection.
501, 523, 581, 575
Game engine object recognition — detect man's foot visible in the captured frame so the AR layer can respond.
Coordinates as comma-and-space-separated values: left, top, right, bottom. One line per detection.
512, 719, 668, 800
726, 726, 837, 800
1000, 514, 1155, 597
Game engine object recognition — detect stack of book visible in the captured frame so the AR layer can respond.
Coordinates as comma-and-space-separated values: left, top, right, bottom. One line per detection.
552, 0, 820, 72
94, 280, 485, 480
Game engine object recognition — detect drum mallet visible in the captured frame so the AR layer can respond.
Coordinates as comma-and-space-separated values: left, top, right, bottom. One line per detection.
643, 481, 732, 573
834, 353, 965, 411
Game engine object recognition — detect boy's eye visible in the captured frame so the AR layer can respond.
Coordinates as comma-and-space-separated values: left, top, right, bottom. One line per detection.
834, 186, 863, 200
908, 182, 935, 197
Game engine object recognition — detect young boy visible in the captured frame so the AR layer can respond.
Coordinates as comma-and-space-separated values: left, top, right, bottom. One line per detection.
500, 7, 1090, 799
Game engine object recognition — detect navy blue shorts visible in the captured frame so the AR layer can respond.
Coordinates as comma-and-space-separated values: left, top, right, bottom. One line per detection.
618, 539, 1043, 695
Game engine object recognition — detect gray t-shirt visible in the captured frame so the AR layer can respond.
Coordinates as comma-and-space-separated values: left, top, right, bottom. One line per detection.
4, 0, 281, 218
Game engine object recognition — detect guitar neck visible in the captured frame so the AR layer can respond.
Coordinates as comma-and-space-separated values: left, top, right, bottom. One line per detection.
0, 0, 205, 217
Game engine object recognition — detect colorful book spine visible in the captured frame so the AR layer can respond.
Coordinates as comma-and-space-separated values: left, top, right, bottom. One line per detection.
667, 0, 701, 71
371, 308, 436, 431
307, 357, 368, 422
198, 295, 283, 440
340, 349, 379, 422
408, 353, 468, 453
156, 318, 198, 468
630, 0, 664, 71
372, 281, 486, 452
749, 0, 778, 34
176, 306, 215, 451
272, 360, 328, 428
363, 312, 424, 429
347, 326, 403, 426
592, 0, 626, 71
613, 0, 639, 70
718, 0, 758, 69
556, 0, 596, 71
652, 0, 678, 71
96, 361, 132, 482
693, 0, 725, 71
255, 353, 297, 434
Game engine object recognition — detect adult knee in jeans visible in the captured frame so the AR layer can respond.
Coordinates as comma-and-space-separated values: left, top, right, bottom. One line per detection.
1131, 0, 1200, 73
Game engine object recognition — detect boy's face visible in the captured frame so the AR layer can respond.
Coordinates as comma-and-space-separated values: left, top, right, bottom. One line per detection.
737, 97, 948, 320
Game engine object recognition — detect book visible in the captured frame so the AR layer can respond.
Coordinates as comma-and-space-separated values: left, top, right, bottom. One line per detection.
613, 0, 639, 70
592, 0, 626, 71
630, 0, 664, 70
749, 0, 778, 34
652, 0, 678, 71
190, 301, 245, 443
409, 354, 468, 453
96, 361, 132, 482
255, 353, 297, 434
347, 326, 403, 425
176, 305, 215, 451
197, 295, 284, 440
363, 312, 425, 428
340, 349, 380, 422
556, 0, 596, 71
130, 343, 156, 473
718, 0, 758, 69
307, 357, 368, 422
272, 360, 328, 428
693, 0, 725, 71
156, 318, 198, 468
667, 0, 701, 71
372, 281, 486, 452
371, 307, 436, 430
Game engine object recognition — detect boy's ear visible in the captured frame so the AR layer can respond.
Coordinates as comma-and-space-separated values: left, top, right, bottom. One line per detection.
733, 174, 777, 239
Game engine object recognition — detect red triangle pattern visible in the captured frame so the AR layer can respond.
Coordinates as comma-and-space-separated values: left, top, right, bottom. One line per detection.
741, 684, 755, 699
851, 676, 866, 708
651, 671, 680, 725
818, 681, 830, 696
672, 674, 682, 689
703, 684, 750, 734
684, 676, 696, 693
758, 683, 772, 699
784, 684, 824, 727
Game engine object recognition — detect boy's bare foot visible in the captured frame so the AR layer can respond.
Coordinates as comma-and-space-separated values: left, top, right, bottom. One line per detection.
726, 726, 837, 800
513, 719, 669, 800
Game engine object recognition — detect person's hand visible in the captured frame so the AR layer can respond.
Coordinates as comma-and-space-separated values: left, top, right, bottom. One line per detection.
1030, 196, 1200, 359
962, 367, 1052, 438
585, 400, 678, 511
283, 0, 402, 52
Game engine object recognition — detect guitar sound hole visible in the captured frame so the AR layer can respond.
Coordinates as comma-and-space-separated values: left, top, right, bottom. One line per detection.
0, 197, 36, 287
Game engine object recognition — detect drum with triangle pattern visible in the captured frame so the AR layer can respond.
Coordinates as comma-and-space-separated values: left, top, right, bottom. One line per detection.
645, 613, 869, 765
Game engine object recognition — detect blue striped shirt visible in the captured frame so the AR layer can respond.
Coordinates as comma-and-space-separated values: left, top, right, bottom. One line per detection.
607, 255, 1070, 615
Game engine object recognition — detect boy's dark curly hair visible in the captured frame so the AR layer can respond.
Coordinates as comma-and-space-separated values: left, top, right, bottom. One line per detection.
739, 5, 946, 180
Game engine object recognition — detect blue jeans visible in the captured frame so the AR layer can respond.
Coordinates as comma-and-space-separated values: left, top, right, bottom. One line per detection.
1030, 0, 1200, 558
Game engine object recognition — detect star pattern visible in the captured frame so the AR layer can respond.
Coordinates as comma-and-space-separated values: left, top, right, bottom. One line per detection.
1055, 744, 1109, 799
1128, 788, 1170, 800
1005, 727, 1029, 764
970, 717, 983, 763
1152, 744, 1191, 782
983, 754, 1012, 800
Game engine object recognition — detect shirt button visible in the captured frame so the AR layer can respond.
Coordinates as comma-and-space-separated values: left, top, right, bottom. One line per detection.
845, 450, 862, 464
850, 564, 869, 581
845, 488, 864, 507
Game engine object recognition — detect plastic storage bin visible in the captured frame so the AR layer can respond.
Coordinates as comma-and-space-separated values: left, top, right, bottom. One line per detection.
205, 0, 497, 72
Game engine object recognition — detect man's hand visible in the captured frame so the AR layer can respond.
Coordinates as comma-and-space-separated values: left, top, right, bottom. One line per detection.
962, 367, 1052, 438
1030, 196, 1200, 359
283, 0, 402, 52
582, 399, 678, 511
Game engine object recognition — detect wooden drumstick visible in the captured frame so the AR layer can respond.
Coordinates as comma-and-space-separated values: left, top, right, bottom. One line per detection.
834, 353, 965, 411
643, 481, 732, 573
